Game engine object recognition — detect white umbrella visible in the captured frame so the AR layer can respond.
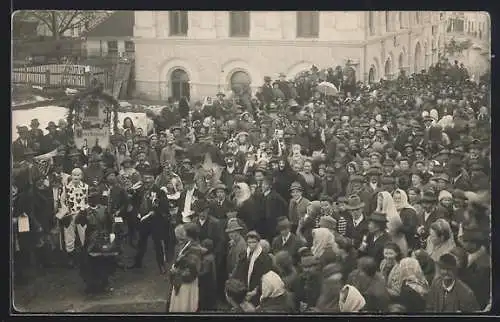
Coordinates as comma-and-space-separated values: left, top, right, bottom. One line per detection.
316, 81, 339, 96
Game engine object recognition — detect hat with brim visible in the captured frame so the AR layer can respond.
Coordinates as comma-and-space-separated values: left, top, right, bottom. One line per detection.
345, 194, 365, 210
30, 119, 40, 126
141, 167, 156, 177
17, 126, 29, 133
103, 168, 118, 179
46, 122, 58, 130
121, 156, 134, 166
421, 190, 437, 203
193, 199, 210, 213
264, 76, 272, 82
213, 182, 228, 192
368, 211, 388, 223
301, 255, 320, 267
216, 92, 226, 97
322, 263, 343, 279
381, 176, 396, 185
437, 253, 458, 271
289, 181, 303, 192
225, 220, 244, 233
350, 175, 365, 183
366, 167, 383, 176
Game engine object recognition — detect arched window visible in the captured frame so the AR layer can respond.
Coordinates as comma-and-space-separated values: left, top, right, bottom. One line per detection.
385, 59, 392, 79
369, 12, 375, 35
230, 70, 251, 93
368, 66, 376, 83
170, 69, 190, 101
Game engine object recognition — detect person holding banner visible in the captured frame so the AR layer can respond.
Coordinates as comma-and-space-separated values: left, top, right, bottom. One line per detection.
129, 166, 171, 274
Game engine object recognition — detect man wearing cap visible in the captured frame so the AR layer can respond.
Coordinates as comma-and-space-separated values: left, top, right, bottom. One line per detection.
135, 151, 152, 176
459, 229, 491, 311
426, 253, 480, 312
416, 190, 445, 248
271, 216, 304, 265
13, 126, 36, 162
288, 182, 311, 235
97, 168, 128, 224
129, 166, 171, 274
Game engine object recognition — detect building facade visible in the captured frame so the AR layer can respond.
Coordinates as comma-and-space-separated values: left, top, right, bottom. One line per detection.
445, 11, 490, 81
133, 11, 447, 101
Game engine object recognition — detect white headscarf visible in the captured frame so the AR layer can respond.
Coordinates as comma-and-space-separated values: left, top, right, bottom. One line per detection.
392, 189, 416, 212
339, 285, 366, 312
260, 271, 286, 301
311, 227, 338, 258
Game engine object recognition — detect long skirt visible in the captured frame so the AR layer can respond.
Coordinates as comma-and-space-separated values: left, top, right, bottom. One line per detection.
169, 278, 199, 312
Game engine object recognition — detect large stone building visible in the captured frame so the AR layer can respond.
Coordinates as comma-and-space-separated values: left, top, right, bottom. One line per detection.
133, 11, 447, 101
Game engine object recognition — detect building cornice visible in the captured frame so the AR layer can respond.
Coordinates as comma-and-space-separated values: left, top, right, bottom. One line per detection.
133, 37, 369, 47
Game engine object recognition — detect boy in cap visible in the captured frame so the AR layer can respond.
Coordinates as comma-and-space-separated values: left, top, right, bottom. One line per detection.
288, 182, 311, 234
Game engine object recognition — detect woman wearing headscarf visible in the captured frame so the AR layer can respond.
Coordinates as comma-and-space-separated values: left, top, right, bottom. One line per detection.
386, 257, 429, 312
311, 227, 339, 266
257, 270, 295, 312
376, 191, 409, 257
392, 189, 419, 251
425, 218, 456, 263
315, 263, 366, 312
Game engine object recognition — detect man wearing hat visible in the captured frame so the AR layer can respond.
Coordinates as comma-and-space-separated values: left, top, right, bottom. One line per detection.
271, 216, 304, 265
296, 254, 322, 312
208, 182, 233, 221
40, 121, 61, 154
225, 219, 247, 282
129, 166, 171, 274
380, 176, 396, 194
344, 194, 368, 249
361, 166, 382, 215
135, 151, 152, 176
288, 181, 311, 234
448, 158, 471, 191
426, 253, 480, 312
178, 171, 204, 224
193, 198, 223, 265
359, 211, 390, 266
258, 175, 288, 242
259, 76, 274, 106
416, 189, 444, 248
382, 158, 398, 177
97, 168, 128, 222
220, 154, 240, 192
459, 228, 491, 311
13, 125, 36, 162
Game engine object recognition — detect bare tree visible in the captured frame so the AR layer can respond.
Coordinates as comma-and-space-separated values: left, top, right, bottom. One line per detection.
14, 10, 112, 39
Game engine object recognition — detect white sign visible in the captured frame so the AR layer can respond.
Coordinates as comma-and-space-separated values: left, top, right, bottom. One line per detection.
74, 125, 110, 150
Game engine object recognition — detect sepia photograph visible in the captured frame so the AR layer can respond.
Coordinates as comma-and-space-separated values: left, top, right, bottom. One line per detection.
11, 10, 491, 314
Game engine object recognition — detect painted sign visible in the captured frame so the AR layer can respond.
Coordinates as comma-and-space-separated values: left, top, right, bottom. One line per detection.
73, 96, 111, 150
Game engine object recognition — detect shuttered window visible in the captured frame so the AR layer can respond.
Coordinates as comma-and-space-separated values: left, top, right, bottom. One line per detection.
297, 11, 319, 38
170, 11, 188, 36
230, 11, 250, 37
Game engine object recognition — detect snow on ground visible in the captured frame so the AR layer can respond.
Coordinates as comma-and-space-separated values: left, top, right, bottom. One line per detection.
12, 106, 150, 141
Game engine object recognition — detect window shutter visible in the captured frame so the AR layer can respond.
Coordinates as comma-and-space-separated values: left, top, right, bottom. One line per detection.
181, 11, 188, 34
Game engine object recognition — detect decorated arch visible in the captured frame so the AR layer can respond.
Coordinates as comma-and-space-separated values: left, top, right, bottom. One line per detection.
66, 84, 120, 150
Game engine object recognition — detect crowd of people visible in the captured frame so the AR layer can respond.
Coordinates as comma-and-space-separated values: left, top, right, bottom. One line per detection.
12, 56, 491, 313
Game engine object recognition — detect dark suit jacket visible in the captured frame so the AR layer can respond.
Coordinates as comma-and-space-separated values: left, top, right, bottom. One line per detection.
97, 183, 129, 215
460, 250, 491, 310
349, 217, 369, 249
271, 233, 304, 265
177, 188, 204, 222
365, 231, 390, 266
233, 250, 273, 304
12, 138, 36, 162
260, 190, 288, 240
135, 185, 170, 235
209, 198, 234, 221
196, 216, 223, 260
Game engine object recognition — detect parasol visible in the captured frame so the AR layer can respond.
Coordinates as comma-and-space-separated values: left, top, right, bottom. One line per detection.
316, 81, 339, 96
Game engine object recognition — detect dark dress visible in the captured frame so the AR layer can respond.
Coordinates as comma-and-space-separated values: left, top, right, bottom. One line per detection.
198, 253, 217, 311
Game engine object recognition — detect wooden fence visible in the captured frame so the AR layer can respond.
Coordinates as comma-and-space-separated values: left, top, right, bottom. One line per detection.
11, 64, 112, 89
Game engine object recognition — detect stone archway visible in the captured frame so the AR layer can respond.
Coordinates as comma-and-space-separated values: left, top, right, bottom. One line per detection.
286, 61, 316, 78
